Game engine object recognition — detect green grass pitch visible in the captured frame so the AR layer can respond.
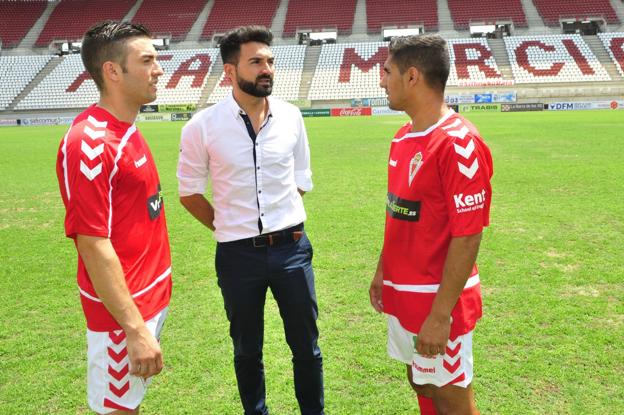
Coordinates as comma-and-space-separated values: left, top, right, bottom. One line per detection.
0, 111, 623, 414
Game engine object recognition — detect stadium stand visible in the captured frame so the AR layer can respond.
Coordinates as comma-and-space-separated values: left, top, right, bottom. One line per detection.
0, 55, 51, 110
598, 32, 624, 77
504, 34, 611, 83
208, 45, 305, 103
365, 0, 438, 33
283, 0, 357, 37
308, 42, 388, 100
532, 0, 620, 27
307, 39, 507, 100
132, 0, 207, 41
201, 0, 279, 39
447, 0, 527, 29
0, 0, 47, 48
447, 38, 503, 86
16, 49, 219, 110
36, 0, 135, 47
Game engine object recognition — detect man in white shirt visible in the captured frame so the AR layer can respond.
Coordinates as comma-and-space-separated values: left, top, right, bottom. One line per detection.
177, 26, 324, 415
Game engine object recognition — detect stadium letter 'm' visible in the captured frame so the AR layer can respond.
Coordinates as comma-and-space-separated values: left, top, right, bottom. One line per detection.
166, 54, 212, 89
66, 70, 92, 92
339, 47, 388, 83
609, 37, 624, 72
514, 41, 563, 76
452, 43, 501, 79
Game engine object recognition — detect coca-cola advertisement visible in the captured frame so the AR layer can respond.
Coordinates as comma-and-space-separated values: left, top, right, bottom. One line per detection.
330, 107, 372, 117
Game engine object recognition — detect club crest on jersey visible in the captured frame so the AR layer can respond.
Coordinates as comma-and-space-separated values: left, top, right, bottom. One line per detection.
409, 152, 423, 186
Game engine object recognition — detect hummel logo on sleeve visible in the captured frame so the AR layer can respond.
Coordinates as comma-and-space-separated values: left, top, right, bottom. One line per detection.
453, 139, 475, 159
81, 141, 104, 160
457, 159, 479, 179
84, 126, 106, 140
80, 160, 103, 181
447, 126, 469, 140
389, 159, 397, 167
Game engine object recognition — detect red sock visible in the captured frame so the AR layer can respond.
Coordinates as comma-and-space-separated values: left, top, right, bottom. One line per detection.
417, 395, 437, 415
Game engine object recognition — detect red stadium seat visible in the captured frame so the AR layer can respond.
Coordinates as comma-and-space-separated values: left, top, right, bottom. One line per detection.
532, 0, 619, 27
36, 0, 134, 47
133, 0, 207, 41
0, 0, 47, 48
366, 0, 438, 33
283, 0, 357, 37
201, 0, 279, 39
447, 0, 527, 29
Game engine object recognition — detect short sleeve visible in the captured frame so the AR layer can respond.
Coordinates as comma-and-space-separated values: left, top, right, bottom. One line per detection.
177, 120, 210, 197
293, 112, 313, 192
62, 133, 114, 239
439, 131, 493, 237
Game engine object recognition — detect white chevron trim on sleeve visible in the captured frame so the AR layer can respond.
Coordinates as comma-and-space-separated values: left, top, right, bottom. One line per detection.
457, 159, 479, 179
87, 115, 107, 129
80, 140, 104, 160
453, 139, 475, 159
84, 125, 105, 140
80, 160, 103, 181
441, 118, 462, 130
447, 126, 469, 139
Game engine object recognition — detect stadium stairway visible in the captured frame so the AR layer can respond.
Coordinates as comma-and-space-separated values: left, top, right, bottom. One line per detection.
585, 35, 622, 80
298, 44, 322, 100
17, 1, 58, 50
437, 0, 458, 34
487, 39, 514, 80
198, 54, 223, 107
123, 0, 143, 22
183, 0, 214, 43
609, 0, 624, 29
271, 0, 289, 39
6, 56, 62, 111
519, 0, 546, 31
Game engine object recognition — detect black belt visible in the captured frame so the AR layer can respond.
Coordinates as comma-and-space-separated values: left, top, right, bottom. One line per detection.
221, 223, 304, 248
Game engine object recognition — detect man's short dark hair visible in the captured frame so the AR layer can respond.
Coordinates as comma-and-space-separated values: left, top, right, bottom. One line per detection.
388, 34, 450, 92
220, 26, 273, 65
81, 20, 152, 91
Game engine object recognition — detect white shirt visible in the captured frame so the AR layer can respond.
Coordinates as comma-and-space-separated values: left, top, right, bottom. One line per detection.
177, 93, 313, 242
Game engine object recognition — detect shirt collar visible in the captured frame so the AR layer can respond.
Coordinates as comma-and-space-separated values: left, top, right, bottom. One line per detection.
227, 91, 274, 120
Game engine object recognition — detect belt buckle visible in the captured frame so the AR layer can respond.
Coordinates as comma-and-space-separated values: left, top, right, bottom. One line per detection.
252, 236, 267, 247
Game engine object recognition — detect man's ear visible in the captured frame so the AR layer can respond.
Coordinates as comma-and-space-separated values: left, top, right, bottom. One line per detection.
407, 67, 420, 86
102, 61, 122, 85
223, 63, 235, 83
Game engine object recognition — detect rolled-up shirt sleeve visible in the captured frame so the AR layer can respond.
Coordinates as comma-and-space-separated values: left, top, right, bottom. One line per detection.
177, 121, 209, 197
294, 113, 313, 192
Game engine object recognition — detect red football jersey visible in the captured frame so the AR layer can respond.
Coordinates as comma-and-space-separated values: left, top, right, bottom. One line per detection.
382, 110, 493, 338
56, 105, 172, 331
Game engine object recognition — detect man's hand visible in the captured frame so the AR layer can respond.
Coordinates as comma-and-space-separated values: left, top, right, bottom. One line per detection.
369, 254, 384, 313
127, 326, 163, 379
416, 313, 451, 358
179, 194, 216, 231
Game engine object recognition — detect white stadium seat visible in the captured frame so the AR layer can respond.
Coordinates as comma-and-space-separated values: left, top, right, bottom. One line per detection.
598, 32, 624, 78
17, 49, 220, 110
504, 34, 611, 83
0, 55, 51, 110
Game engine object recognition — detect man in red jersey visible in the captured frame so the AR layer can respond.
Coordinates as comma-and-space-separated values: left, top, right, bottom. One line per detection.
56, 21, 171, 414
369, 34, 493, 415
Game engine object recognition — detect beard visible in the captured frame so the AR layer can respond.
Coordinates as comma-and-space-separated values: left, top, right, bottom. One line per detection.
237, 74, 273, 97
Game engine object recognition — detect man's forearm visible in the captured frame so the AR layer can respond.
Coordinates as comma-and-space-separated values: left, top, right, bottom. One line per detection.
180, 194, 216, 230
76, 235, 145, 334
430, 233, 482, 319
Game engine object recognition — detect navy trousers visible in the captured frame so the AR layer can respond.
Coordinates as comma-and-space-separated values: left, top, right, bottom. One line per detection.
215, 231, 324, 415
